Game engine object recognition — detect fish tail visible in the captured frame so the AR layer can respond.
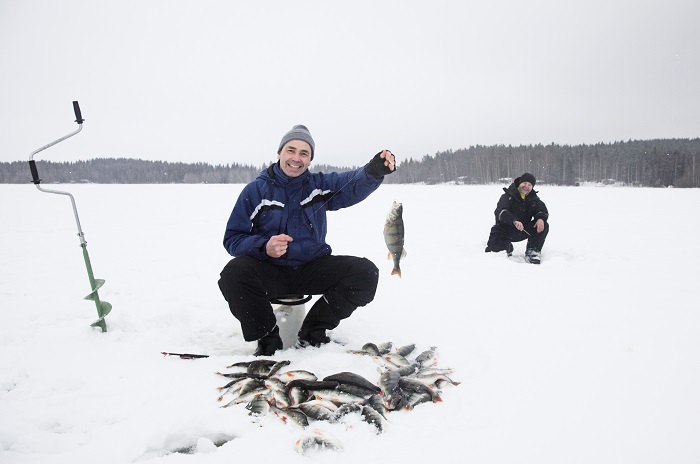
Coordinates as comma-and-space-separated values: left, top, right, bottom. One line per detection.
391, 267, 402, 278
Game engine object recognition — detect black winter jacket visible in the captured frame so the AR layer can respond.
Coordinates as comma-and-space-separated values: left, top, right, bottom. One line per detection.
493, 183, 549, 227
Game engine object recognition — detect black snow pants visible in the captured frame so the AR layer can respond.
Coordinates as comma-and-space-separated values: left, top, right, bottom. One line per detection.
486, 221, 549, 252
218, 255, 379, 341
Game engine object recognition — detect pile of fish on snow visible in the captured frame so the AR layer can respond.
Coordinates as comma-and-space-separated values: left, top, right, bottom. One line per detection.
215, 342, 460, 453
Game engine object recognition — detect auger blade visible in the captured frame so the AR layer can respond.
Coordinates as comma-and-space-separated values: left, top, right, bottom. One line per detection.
90, 301, 112, 331
99, 300, 112, 318
84, 279, 106, 301
84, 278, 111, 331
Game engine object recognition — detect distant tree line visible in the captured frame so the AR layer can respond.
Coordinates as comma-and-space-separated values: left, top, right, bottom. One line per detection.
0, 158, 358, 185
382, 138, 700, 187
2, 138, 699, 187
1, 158, 263, 184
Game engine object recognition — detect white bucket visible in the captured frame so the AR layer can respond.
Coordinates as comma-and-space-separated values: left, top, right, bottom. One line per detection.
273, 302, 306, 349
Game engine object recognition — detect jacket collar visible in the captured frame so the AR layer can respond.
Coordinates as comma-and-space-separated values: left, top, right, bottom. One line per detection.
267, 162, 308, 188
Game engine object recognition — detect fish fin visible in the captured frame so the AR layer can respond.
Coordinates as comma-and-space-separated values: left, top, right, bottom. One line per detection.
387, 252, 392, 260
401, 248, 407, 258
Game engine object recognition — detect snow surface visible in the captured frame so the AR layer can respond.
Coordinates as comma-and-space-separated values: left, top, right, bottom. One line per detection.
1, 183, 700, 463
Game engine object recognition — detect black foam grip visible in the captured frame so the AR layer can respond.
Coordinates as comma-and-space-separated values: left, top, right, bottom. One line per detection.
29, 160, 41, 184
73, 101, 84, 124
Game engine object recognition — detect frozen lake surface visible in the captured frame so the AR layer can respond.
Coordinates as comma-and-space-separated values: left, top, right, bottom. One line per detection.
1, 183, 699, 463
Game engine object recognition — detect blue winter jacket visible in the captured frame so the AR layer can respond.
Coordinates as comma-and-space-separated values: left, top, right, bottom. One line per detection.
223, 162, 383, 267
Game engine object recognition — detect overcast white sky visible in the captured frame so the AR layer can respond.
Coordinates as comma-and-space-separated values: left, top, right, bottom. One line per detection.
1, 0, 699, 168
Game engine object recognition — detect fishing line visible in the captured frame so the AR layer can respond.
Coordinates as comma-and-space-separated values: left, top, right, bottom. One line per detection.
308, 167, 364, 218
306, 151, 395, 218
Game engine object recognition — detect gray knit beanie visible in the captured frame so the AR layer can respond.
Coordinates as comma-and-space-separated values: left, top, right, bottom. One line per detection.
277, 124, 315, 160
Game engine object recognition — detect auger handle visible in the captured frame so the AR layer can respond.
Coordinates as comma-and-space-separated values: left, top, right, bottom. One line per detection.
28, 101, 84, 182
73, 101, 84, 124
29, 160, 41, 184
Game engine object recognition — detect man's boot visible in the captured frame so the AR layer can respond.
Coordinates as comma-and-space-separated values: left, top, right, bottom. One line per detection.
525, 248, 541, 265
297, 296, 337, 348
253, 325, 283, 356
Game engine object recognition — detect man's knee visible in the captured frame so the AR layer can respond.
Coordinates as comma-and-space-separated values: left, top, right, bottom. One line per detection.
330, 257, 379, 312
218, 256, 260, 298
351, 257, 379, 291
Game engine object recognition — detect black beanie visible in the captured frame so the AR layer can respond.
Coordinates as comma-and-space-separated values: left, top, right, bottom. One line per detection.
277, 125, 315, 160
517, 172, 536, 186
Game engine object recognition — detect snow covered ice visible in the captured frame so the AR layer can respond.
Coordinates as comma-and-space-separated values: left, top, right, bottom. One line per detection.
1, 183, 700, 463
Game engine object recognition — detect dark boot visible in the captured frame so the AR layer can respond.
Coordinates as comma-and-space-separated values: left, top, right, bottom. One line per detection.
525, 249, 541, 265
485, 242, 513, 256
486, 224, 514, 255
297, 329, 331, 348
253, 325, 283, 356
297, 296, 337, 348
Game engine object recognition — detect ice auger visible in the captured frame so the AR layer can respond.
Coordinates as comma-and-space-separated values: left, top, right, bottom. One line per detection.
28, 101, 112, 332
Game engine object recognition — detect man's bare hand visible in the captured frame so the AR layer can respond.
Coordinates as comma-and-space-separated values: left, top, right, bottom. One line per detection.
381, 149, 396, 171
266, 234, 293, 258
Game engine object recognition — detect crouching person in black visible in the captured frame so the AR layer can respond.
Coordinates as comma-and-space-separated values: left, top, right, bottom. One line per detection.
218, 124, 396, 356
484, 172, 549, 264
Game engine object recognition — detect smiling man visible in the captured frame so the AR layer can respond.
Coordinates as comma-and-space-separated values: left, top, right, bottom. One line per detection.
277, 132, 312, 177
484, 172, 549, 264
218, 124, 396, 356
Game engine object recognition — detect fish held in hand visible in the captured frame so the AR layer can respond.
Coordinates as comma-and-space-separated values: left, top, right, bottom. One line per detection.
383, 201, 406, 277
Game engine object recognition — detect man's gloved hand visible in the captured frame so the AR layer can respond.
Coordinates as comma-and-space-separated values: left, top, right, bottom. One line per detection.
365, 149, 397, 179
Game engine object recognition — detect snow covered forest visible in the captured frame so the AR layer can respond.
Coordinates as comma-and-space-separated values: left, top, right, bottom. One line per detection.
2, 138, 699, 187
397, 138, 700, 187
